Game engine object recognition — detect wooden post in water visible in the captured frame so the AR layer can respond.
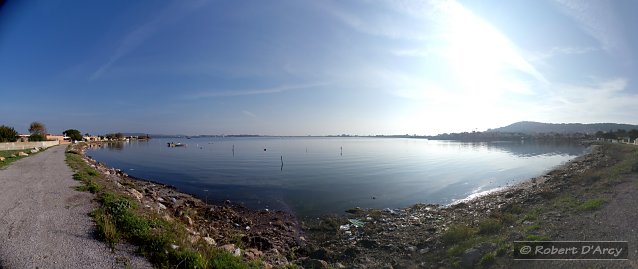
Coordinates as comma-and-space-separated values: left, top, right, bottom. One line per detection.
280, 155, 283, 171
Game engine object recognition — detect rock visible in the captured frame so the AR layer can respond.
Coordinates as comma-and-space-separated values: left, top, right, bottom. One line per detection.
461, 248, 481, 268
203, 237, 216, 246
30, 149, 38, 154
406, 246, 417, 252
358, 239, 379, 249
303, 259, 329, 269
18, 152, 28, 157
170, 244, 179, 250
220, 244, 236, 253
245, 236, 273, 250
158, 203, 167, 210
128, 188, 144, 201
310, 248, 331, 260
233, 248, 242, 257
185, 215, 193, 226
346, 207, 363, 214
244, 248, 263, 260
0, 156, 5, 162
334, 262, 346, 268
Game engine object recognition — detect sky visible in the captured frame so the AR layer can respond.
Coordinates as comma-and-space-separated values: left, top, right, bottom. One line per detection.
2, 0, 638, 136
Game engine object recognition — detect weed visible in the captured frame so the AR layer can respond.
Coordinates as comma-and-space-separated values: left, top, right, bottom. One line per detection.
442, 225, 476, 245
478, 218, 501, 235
479, 252, 495, 266
578, 198, 605, 211
524, 234, 550, 241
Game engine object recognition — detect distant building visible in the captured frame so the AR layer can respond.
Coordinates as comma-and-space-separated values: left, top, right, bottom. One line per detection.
46, 134, 71, 144
83, 135, 102, 142
17, 134, 30, 142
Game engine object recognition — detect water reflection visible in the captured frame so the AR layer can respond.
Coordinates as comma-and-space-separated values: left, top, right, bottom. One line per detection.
105, 141, 125, 150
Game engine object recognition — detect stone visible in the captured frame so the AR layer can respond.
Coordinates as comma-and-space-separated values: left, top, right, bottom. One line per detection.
233, 248, 241, 257
128, 188, 144, 201
30, 149, 38, 154
0, 156, 5, 162
158, 203, 167, 210
203, 237, 216, 246
185, 215, 193, 226
18, 152, 28, 157
303, 259, 329, 269
460, 248, 481, 268
220, 244, 236, 253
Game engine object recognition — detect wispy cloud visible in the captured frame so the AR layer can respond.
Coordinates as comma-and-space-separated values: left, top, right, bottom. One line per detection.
184, 82, 330, 99
315, 0, 430, 40
90, 1, 207, 80
528, 46, 598, 62
242, 110, 256, 118
536, 78, 638, 123
552, 0, 626, 55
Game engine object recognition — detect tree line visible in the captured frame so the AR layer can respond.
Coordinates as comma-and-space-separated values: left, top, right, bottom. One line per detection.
594, 129, 638, 141
0, 121, 85, 142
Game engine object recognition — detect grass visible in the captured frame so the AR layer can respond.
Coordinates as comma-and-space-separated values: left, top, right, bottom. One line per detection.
478, 218, 501, 235
479, 252, 495, 266
0, 149, 39, 169
578, 198, 605, 211
442, 225, 477, 245
65, 144, 261, 269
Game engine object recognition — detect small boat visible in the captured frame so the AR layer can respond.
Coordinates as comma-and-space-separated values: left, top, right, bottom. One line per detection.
167, 142, 186, 147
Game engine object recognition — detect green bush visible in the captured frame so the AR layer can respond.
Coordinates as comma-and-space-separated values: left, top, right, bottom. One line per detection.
29, 134, 46, 142
0, 125, 18, 142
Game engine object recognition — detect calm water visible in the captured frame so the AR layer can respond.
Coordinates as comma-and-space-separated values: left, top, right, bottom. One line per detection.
86, 137, 587, 216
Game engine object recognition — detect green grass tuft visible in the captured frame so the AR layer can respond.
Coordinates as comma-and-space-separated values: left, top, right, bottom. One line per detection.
478, 218, 501, 235
442, 225, 477, 245
578, 198, 605, 211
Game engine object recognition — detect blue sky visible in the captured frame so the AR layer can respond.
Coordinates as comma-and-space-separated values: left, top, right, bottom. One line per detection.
2, 0, 638, 135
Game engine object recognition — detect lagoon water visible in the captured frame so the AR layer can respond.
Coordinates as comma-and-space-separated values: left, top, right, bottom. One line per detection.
87, 137, 587, 216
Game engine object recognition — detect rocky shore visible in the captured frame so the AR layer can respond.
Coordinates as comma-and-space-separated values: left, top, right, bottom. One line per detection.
75, 141, 618, 268
300, 143, 610, 268
76, 143, 303, 268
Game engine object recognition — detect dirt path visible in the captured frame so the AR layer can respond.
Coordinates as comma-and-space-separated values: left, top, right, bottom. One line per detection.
0, 146, 150, 268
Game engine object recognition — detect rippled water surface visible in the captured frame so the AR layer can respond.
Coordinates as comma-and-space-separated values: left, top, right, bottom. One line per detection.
87, 137, 587, 216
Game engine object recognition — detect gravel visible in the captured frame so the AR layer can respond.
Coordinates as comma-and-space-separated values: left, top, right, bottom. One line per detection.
0, 146, 151, 268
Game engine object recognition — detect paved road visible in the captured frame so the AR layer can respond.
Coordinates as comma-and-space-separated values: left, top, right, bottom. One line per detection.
0, 146, 151, 268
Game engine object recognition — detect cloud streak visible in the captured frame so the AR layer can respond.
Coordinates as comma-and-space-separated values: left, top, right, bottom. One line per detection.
184, 82, 330, 100
90, 1, 207, 80
552, 0, 626, 55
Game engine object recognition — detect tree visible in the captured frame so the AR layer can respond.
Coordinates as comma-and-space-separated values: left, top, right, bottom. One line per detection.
64, 129, 83, 142
29, 121, 47, 136
0, 125, 18, 142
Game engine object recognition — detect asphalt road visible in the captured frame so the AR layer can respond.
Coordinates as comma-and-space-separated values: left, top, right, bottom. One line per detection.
0, 146, 151, 268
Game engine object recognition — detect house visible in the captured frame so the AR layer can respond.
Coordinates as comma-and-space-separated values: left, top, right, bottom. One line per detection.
17, 134, 30, 142
46, 134, 71, 144
83, 136, 102, 142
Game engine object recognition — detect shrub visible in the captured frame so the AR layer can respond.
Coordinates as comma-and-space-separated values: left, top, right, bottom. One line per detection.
0, 125, 18, 142
442, 225, 476, 245
29, 134, 46, 142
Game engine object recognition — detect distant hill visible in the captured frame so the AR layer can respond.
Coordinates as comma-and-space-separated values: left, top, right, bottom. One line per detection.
488, 121, 638, 134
